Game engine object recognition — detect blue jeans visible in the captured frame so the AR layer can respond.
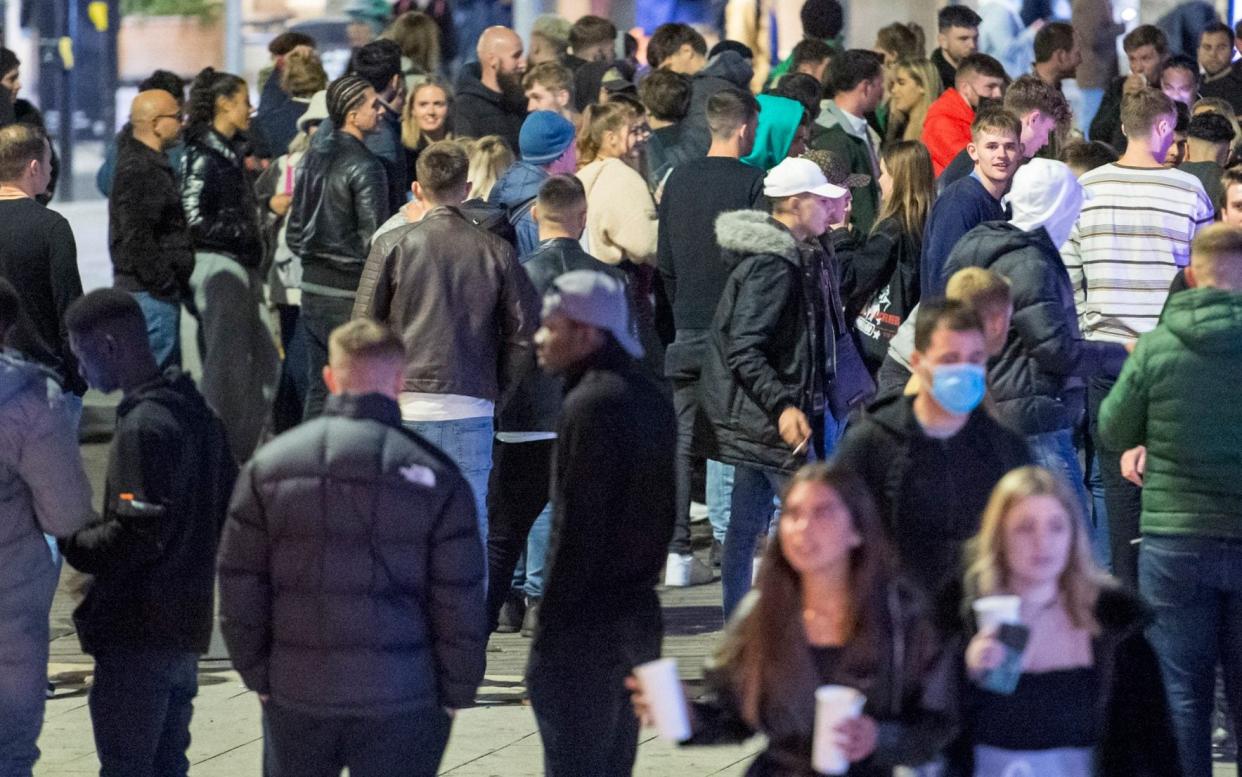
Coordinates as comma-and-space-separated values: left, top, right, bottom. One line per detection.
1140, 535, 1242, 777
1026, 428, 1100, 559
706, 459, 734, 546
88, 649, 198, 777
1078, 86, 1105, 136
1087, 451, 1112, 571
722, 466, 787, 618
0, 571, 56, 777
131, 292, 181, 371
524, 503, 551, 599
402, 417, 493, 551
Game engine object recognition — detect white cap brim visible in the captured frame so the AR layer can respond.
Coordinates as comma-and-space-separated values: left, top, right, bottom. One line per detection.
765, 181, 849, 199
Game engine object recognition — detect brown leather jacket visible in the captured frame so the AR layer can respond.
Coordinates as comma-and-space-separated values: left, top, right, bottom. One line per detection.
352, 206, 540, 403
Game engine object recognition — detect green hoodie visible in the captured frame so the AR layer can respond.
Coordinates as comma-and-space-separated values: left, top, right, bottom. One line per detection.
1100, 287, 1242, 539
741, 94, 805, 172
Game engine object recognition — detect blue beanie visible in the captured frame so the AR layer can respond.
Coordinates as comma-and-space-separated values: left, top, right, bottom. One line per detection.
520, 111, 576, 165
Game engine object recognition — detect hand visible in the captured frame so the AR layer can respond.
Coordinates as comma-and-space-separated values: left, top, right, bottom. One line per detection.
258, 693, 270, 704
1029, 18, 1046, 32
778, 406, 813, 451
1121, 445, 1147, 487
1123, 339, 1137, 354
443, 707, 457, 719
965, 628, 1006, 679
625, 674, 655, 726
269, 193, 292, 216
1123, 71, 1148, 96
835, 715, 879, 763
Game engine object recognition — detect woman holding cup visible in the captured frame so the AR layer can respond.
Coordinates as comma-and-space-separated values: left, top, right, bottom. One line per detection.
952, 466, 1178, 777
629, 463, 954, 775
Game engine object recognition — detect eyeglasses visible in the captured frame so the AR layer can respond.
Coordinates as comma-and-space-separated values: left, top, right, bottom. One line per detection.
153, 113, 183, 122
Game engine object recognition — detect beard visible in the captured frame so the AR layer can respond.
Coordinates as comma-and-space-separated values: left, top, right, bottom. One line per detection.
497, 69, 527, 107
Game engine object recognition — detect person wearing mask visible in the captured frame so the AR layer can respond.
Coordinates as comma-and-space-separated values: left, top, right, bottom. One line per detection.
0, 279, 91, 777
1198, 22, 1242, 112
921, 108, 1022, 297
1032, 22, 1083, 91
109, 89, 196, 372
487, 110, 578, 259
286, 75, 389, 420
630, 464, 955, 776
834, 301, 1031, 601
60, 289, 236, 777
812, 50, 886, 235
1178, 111, 1234, 212
526, 270, 675, 775
951, 466, 1179, 776
401, 77, 453, 186
353, 140, 539, 558
454, 26, 527, 152
251, 31, 317, 159
97, 70, 187, 198
922, 53, 1008, 175
932, 5, 983, 90
658, 88, 764, 588
978, 0, 1044, 79
181, 67, 278, 462
884, 58, 943, 147
1090, 25, 1170, 153
1062, 87, 1213, 588
944, 159, 1128, 524
699, 157, 850, 617
218, 319, 485, 777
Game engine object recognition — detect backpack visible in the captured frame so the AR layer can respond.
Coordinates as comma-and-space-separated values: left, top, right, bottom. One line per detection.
456, 196, 537, 250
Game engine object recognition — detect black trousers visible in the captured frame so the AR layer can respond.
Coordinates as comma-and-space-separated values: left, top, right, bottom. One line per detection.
485, 439, 554, 630
302, 292, 356, 421
1088, 375, 1143, 589
262, 702, 451, 777
666, 330, 709, 555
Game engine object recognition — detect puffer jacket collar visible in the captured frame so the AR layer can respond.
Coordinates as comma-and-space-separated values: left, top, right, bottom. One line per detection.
191, 127, 243, 168
322, 392, 402, 428
715, 210, 800, 268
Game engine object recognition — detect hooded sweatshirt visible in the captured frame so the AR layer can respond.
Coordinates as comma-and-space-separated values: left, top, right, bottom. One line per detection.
453, 62, 527, 153
741, 94, 805, 172
678, 51, 757, 158
1100, 287, 1242, 539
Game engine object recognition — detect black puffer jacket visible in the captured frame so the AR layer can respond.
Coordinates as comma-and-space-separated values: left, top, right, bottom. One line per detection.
286, 130, 389, 294
217, 392, 487, 715
944, 222, 1128, 434
453, 62, 527, 152
697, 210, 831, 474
179, 129, 263, 267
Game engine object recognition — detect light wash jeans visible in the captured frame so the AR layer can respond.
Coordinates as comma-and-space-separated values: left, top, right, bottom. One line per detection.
402, 417, 494, 553
131, 291, 181, 371
706, 459, 734, 546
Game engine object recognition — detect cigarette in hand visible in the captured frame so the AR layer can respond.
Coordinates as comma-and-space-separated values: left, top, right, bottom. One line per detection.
792, 436, 811, 456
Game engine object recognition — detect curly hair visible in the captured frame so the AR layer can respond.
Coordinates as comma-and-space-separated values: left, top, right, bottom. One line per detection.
186, 67, 246, 137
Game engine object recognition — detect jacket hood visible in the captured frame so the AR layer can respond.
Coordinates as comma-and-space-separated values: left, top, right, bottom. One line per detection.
698, 50, 754, 88
1007, 158, 1084, 248
488, 160, 546, 209
741, 94, 804, 171
0, 351, 58, 408
952, 222, 1054, 271
118, 369, 215, 425
862, 392, 918, 436
714, 210, 799, 267
1163, 287, 1242, 355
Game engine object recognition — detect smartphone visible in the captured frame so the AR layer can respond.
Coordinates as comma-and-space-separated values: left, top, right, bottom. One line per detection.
977, 623, 1030, 695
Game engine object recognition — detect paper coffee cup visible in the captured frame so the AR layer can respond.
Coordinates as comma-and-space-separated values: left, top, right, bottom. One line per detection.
972, 595, 1022, 631
634, 658, 692, 742
812, 685, 865, 775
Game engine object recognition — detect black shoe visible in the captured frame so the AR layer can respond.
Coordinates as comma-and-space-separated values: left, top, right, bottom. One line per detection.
710, 540, 722, 569
496, 590, 526, 633
520, 597, 540, 638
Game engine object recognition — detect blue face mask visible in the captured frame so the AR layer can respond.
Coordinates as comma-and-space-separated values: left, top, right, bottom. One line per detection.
929, 363, 987, 415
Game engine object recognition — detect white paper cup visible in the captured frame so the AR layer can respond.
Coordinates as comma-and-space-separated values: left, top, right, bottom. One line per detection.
634, 658, 692, 742
972, 595, 1022, 631
812, 685, 866, 775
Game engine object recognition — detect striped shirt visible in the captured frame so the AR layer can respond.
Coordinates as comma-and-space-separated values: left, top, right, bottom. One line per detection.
1061, 163, 1213, 344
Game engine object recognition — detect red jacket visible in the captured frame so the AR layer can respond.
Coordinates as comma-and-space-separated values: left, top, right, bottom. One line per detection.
922, 88, 975, 176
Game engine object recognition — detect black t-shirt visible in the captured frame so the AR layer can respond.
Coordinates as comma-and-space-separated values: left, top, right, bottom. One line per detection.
0, 197, 85, 394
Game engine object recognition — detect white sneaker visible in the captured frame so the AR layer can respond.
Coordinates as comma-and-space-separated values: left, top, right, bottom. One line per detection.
664, 553, 714, 587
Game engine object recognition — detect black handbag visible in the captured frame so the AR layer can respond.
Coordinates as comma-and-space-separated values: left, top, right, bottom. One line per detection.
825, 254, 877, 419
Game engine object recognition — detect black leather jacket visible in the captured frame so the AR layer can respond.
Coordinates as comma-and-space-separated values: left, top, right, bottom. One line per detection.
287, 129, 389, 294
179, 129, 263, 268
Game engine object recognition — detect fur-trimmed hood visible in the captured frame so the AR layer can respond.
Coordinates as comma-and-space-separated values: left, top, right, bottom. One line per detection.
714, 209, 799, 268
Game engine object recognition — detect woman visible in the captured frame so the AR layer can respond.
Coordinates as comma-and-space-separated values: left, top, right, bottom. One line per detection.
181, 67, 278, 463
835, 141, 935, 373
884, 59, 942, 147
402, 78, 454, 184
875, 23, 926, 64
951, 466, 1179, 777
384, 10, 443, 85
465, 135, 513, 202
630, 464, 953, 776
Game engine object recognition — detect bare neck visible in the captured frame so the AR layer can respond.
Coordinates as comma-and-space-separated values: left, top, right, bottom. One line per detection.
1118, 140, 1164, 168
1033, 60, 1060, 86
706, 138, 741, 159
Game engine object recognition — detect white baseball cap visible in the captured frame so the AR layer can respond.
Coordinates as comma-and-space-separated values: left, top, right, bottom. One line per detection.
542, 271, 644, 359
763, 157, 849, 199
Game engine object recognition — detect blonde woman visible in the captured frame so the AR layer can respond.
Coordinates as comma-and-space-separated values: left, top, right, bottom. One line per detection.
464, 135, 513, 201
885, 58, 942, 147
383, 10, 442, 83
952, 467, 1178, 777
401, 78, 453, 183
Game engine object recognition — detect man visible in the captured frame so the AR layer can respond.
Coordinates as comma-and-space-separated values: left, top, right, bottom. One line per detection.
526, 270, 674, 776
487, 110, 578, 259
699, 157, 849, 617
287, 75, 388, 420
353, 141, 539, 553
60, 289, 235, 777
1160, 54, 1201, 107
944, 159, 1128, 519
455, 26, 527, 152
1099, 224, 1242, 777
791, 38, 834, 85
637, 69, 692, 188
1179, 111, 1234, 213
486, 175, 625, 635
97, 70, 186, 198
932, 5, 983, 90
1073, 0, 1125, 133
835, 301, 1031, 601
523, 61, 576, 120
648, 22, 708, 74
922, 108, 1021, 297
566, 15, 616, 70
1062, 87, 1213, 588
1198, 22, 1242, 111
109, 89, 195, 371
351, 39, 408, 215
1090, 24, 1169, 153
218, 319, 485, 777
0, 124, 84, 398
678, 42, 755, 157
922, 53, 1008, 175
658, 88, 764, 588
938, 74, 1067, 190
811, 49, 885, 234
1033, 22, 1082, 90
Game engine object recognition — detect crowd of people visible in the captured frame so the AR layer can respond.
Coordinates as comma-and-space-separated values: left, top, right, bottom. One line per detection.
3, 1, 1242, 776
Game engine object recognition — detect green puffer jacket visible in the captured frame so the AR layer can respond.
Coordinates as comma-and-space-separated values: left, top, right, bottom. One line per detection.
1099, 287, 1242, 538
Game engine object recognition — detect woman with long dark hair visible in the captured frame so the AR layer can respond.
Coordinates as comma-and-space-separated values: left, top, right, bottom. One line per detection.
181, 67, 278, 462
631, 464, 954, 776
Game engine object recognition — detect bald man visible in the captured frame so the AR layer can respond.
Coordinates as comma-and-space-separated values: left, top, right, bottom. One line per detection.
108, 89, 195, 369
454, 25, 528, 152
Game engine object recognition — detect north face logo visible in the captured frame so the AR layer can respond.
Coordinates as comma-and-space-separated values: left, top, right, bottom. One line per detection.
399, 464, 436, 488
